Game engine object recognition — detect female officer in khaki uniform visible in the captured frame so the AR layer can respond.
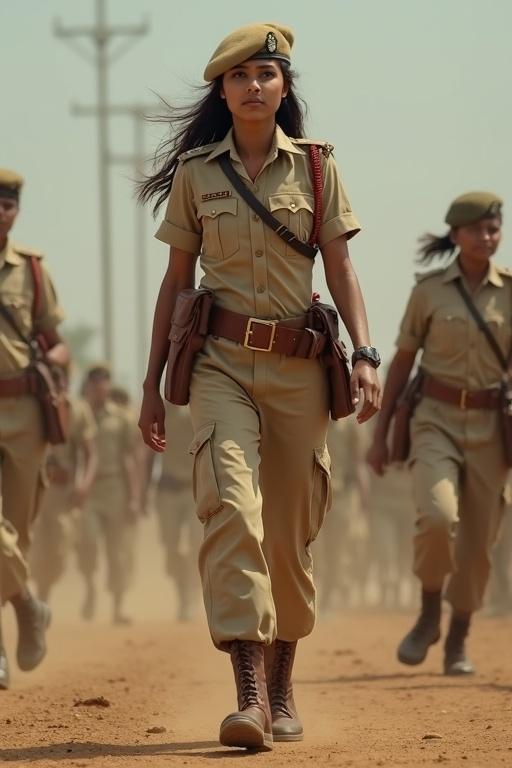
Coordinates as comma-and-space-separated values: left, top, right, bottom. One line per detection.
367, 192, 510, 676
138, 23, 381, 750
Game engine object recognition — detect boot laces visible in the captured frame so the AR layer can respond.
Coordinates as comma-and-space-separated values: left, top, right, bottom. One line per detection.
233, 642, 259, 709
270, 642, 293, 715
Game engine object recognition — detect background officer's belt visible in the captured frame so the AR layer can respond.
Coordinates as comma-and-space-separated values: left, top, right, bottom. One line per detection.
209, 306, 325, 358
0, 373, 34, 398
423, 376, 500, 410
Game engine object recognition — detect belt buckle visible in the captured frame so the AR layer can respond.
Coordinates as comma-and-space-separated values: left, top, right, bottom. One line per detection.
460, 389, 468, 410
244, 318, 276, 352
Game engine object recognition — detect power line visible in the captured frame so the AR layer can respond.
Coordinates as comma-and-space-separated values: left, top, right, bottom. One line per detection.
54, 0, 149, 367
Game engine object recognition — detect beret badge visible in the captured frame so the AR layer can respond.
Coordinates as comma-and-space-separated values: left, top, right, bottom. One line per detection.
265, 31, 278, 53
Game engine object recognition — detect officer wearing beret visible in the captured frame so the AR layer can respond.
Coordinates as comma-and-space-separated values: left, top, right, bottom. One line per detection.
367, 191, 511, 675
0, 169, 68, 689
138, 22, 381, 749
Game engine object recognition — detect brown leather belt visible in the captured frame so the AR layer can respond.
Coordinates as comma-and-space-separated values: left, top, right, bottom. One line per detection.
0, 374, 34, 398
422, 376, 500, 410
208, 306, 326, 359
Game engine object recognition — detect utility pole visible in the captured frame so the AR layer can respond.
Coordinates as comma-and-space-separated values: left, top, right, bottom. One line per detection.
72, 103, 159, 385
54, 0, 148, 367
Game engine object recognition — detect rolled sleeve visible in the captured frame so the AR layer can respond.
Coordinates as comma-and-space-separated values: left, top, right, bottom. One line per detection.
395, 284, 429, 352
318, 154, 361, 246
154, 161, 202, 256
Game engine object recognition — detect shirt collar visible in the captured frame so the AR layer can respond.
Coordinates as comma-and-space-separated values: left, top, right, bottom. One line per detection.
205, 125, 305, 164
441, 258, 504, 288
0, 239, 23, 269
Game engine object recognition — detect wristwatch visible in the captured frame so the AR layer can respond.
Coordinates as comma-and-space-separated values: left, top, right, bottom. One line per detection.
351, 346, 381, 369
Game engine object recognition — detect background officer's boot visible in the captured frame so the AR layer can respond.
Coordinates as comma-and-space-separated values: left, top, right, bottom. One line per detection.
265, 640, 303, 742
444, 613, 475, 676
397, 589, 441, 665
219, 640, 273, 751
0, 619, 10, 690
11, 591, 51, 671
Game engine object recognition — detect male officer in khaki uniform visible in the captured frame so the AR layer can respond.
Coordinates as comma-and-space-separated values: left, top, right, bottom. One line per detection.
146, 403, 201, 621
0, 168, 68, 689
31, 394, 97, 602
77, 365, 140, 624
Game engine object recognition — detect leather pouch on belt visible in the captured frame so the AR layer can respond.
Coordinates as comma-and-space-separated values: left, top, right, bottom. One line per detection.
164, 288, 214, 406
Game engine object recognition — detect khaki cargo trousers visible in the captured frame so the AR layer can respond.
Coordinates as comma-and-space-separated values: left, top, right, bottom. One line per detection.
0, 397, 46, 603
410, 398, 508, 613
30, 485, 76, 598
188, 336, 331, 650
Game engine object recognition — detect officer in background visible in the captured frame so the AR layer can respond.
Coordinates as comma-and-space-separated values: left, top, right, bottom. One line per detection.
30, 388, 97, 603
486, 478, 512, 615
144, 403, 201, 621
77, 365, 140, 624
0, 169, 68, 688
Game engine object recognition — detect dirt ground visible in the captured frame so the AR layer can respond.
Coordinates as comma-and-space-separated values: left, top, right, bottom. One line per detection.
1, 519, 512, 768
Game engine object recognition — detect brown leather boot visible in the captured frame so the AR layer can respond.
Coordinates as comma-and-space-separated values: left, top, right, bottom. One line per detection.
266, 639, 303, 742
220, 640, 273, 751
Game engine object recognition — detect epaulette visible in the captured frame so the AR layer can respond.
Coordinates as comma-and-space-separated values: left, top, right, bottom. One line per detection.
291, 138, 334, 157
178, 143, 219, 162
12, 243, 44, 260
414, 267, 447, 283
496, 265, 512, 279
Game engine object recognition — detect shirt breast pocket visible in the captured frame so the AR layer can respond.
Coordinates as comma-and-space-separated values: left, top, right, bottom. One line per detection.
429, 311, 468, 355
268, 193, 314, 258
197, 198, 239, 260
483, 309, 509, 353
1, 293, 32, 340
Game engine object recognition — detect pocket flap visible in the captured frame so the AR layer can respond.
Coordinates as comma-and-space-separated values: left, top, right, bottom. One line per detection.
314, 445, 331, 476
197, 199, 238, 219
189, 422, 215, 456
268, 193, 314, 214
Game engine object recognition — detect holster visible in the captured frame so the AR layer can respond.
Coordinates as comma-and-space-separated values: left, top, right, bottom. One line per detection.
30, 362, 70, 446
164, 288, 214, 406
308, 301, 355, 420
389, 370, 424, 463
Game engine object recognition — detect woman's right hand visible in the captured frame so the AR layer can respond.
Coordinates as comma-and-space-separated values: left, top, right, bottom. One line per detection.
139, 388, 166, 452
366, 438, 389, 477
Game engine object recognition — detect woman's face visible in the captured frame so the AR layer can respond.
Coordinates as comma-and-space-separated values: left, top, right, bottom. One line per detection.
221, 60, 288, 123
451, 216, 502, 263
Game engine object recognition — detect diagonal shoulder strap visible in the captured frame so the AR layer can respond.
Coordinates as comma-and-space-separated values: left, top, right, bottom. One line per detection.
218, 154, 318, 260
455, 277, 509, 371
0, 301, 31, 346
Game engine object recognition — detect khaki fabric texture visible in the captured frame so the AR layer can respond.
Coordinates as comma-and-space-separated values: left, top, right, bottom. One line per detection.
30, 398, 97, 595
0, 510, 28, 604
160, 403, 194, 484
0, 239, 64, 373
189, 336, 330, 648
396, 259, 511, 612
156, 126, 359, 319
93, 400, 138, 479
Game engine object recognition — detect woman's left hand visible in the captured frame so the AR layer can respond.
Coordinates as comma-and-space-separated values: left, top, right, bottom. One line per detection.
350, 360, 382, 423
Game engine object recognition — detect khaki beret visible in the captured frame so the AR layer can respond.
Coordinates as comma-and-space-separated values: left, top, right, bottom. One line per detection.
0, 168, 24, 201
204, 22, 294, 82
445, 191, 503, 227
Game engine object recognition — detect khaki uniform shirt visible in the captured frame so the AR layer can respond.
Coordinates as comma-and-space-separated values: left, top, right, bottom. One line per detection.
92, 400, 138, 480
0, 239, 64, 374
48, 397, 97, 477
397, 258, 512, 444
156, 126, 360, 319
160, 403, 194, 484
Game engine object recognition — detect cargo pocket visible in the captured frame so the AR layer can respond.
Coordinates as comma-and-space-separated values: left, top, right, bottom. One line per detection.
197, 199, 239, 259
189, 422, 223, 523
307, 445, 332, 545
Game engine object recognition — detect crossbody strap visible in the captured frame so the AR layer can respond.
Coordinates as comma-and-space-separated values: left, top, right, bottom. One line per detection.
455, 277, 510, 371
218, 153, 319, 260
0, 256, 44, 356
0, 301, 32, 347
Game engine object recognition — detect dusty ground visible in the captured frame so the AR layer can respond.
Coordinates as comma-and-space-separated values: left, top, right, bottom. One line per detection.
1, 519, 512, 767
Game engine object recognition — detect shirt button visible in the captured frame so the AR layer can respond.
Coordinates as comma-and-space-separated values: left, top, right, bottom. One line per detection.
256, 285, 265, 294
255, 250, 263, 258
252, 214, 259, 222
211, 209, 216, 215
290, 202, 296, 209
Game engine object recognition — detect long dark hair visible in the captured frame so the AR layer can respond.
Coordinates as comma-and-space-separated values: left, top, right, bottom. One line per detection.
138, 64, 307, 215
416, 232, 455, 264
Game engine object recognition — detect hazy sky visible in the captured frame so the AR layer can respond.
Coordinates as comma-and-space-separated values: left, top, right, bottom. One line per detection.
3, 1, 512, 394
